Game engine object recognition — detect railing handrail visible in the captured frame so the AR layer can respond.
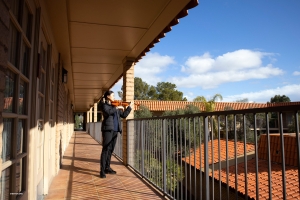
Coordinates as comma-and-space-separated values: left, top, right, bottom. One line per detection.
128, 105, 300, 121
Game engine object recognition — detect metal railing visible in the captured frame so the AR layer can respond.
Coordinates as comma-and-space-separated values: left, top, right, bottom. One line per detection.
126, 105, 300, 200
87, 121, 123, 159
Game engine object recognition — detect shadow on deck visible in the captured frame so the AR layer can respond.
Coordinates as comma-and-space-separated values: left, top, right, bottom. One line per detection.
45, 131, 164, 200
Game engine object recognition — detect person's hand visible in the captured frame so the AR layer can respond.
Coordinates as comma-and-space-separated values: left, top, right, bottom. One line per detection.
117, 106, 124, 110
129, 101, 133, 107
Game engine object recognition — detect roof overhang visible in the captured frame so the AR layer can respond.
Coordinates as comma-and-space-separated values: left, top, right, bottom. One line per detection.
45, 0, 198, 112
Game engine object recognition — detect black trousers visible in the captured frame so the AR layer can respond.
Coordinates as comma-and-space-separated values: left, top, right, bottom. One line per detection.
100, 130, 118, 172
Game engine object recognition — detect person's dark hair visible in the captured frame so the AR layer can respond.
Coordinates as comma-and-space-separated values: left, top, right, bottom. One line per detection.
103, 90, 114, 100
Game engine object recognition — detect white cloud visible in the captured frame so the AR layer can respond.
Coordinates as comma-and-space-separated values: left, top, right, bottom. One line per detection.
223, 84, 300, 102
135, 52, 175, 85
171, 64, 283, 89
293, 71, 300, 76
214, 49, 266, 71
182, 52, 214, 73
171, 49, 283, 89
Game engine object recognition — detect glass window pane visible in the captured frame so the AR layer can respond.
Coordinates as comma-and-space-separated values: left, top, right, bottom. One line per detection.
9, 22, 19, 67
39, 72, 45, 94
51, 66, 54, 83
17, 119, 25, 155
0, 167, 10, 200
4, 70, 15, 113
50, 102, 53, 120
38, 96, 44, 119
19, 79, 27, 114
2, 119, 13, 162
23, 3, 32, 42
42, 48, 46, 70
50, 83, 53, 101
20, 41, 30, 77
11, 0, 20, 22
15, 160, 23, 193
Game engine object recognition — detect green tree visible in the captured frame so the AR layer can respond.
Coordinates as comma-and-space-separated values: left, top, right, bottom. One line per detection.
118, 77, 186, 100
269, 95, 291, 103
193, 94, 223, 137
268, 95, 291, 128
134, 105, 153, 118
193, 94, 223, 112
156, 82, 184, 101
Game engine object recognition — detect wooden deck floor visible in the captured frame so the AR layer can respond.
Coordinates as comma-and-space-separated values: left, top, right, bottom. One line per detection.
45, 131, 164, 200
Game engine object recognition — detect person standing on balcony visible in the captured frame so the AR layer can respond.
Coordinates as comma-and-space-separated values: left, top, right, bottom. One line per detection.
99, 90, 132, 178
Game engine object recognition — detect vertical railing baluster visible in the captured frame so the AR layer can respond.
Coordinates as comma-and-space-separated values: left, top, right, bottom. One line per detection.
180, 118, 183, 200
199, 117, 202, 200
141, 120, 145, 177
295, 111, 300, 191
254, 113, 259, 200
225, 115, 229, 200
188, 118, 192, 199
234, 114, 238, 199
160, 120, 163, 189
218, 116, 221, 200
266, 113, 272, 200
163, 119, 167, 196
211, 116, 214, 200
279, 112, 286, 200
193, 117, 196, 200
172, 119, 175, 199
184, 118, 187, 200
204, 115, 210, 200
243, 114, 248, 200
138, 121, 141, 171
176, 119, 179, 200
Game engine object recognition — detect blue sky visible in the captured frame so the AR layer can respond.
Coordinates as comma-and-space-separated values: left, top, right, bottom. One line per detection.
112, 0, 300, 103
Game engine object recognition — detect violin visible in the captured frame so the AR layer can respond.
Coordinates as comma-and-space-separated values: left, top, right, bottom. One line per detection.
111, 101, 139, 107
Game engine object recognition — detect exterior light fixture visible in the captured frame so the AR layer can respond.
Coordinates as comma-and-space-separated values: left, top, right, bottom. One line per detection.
62, 67, 68, 83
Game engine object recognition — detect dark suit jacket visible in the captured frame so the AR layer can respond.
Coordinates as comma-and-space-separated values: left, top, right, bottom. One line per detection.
101, 102, 132, 134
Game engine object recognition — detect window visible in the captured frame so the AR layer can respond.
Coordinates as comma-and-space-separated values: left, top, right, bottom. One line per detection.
1, 0, 33, 196
4, 70, 15, 113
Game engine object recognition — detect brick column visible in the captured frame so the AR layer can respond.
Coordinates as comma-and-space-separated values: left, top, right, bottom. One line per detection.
94, 102, 97, 122
122, 57, 135, 165
89, 107, 93, 123
0, 0, 10, 186
87, 111, 89, 122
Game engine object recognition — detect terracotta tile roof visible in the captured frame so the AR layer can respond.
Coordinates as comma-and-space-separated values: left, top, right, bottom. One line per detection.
258, 134, 298, 167
133, 100, 300, 112
211, 159, 299, 200
134, 100, 269, 111
186, 134, 299, 199
267, 102, 300, 107
183, 139, 255, 170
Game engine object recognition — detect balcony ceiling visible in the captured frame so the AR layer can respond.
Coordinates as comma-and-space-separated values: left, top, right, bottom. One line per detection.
45, 0, 198, 112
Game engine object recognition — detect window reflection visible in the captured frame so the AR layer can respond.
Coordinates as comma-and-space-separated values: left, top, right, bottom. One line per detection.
19, 80, 27, 114
4, 70, 15, 113
17, 120, 24, 155
15, 160, 23, 193
2, 119, 13, 162
0, 168, 10, 200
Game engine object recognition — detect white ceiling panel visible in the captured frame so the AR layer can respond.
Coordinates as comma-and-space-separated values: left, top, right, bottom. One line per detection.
72, 48, 129, 64
74, 81, 107, 86
70, 22, 147, 50
72, 63, 119, 73
68, 0, 170, 28
73, 73, 111, 81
